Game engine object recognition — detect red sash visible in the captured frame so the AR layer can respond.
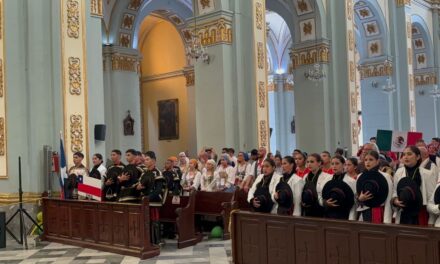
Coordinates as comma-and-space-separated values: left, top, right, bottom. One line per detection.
371, 206, 384, 224
150, 208, 160, 221
418, 206, 428, 226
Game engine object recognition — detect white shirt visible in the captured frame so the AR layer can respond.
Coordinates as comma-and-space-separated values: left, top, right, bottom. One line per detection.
393, 166, 437, 224
286, 173, 305, 216
200, 170, 216, 192
181, 170, 201, 191
215, 165, 235, 188
427, 183, 440, 227
234, 162, 252, 182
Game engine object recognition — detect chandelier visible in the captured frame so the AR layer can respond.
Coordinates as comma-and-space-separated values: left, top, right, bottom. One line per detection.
186, 2, 209, 64
186, 33, 210, 64
304, 63, 325, 82
382, 77, 396, 94
430, 84, 440, 99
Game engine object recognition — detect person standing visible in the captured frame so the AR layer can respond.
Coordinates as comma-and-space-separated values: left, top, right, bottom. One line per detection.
103, 149, 125, 201
66, 152, 89, 199
89, 153, 106, 180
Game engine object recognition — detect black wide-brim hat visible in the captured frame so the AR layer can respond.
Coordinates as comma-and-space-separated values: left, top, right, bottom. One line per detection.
301, 181, 318, 207
254, 187, 274, 213
434, 184, 440, 204
275, 181, 293, 208
356, 170, 388, 208
323, 179, 354, 211
397, 177, 422, 213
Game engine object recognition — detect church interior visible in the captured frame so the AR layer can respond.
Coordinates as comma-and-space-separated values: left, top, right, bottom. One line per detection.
1, 0, 440, 263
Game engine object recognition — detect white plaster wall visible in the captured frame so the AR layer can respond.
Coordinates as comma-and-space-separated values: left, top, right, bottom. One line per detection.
415, 86, 436, 140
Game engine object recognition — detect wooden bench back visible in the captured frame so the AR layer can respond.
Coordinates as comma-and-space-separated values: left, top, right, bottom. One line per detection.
195, 191, 233, 215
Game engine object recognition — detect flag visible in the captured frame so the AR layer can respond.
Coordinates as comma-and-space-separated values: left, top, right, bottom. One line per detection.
59, 137, 68, 199
78, 175, 102, 201
376, 130, 423, 152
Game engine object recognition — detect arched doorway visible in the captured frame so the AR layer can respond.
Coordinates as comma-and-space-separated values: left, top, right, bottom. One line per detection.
138, 13, 195, 165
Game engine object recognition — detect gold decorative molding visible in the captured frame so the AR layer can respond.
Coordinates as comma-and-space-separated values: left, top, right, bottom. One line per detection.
396, 0, 411, 6
183, 18, 232, 47
67, 0, 80, 39
259, 120, 268, 148
348, 30, 354, 51
0, 117, 4, 156
351, 122, 358, 145
415, 72, 437, 86
0, 192, 43, 205
111, 54, 140, 73
283, 83, 294, 91
256, 2, 263, 30
257, 42, 264, 69
0, 0, 6, 178
409, 73, 415, 91
350, 92, 357, 114
90, 0, 103, 17
68, 57, 81, 95
70, 114, 83, 152
349, 61, 355, 82
346, 0, 353, 21
184, 69, 195, 86
407, 21, 411, 36
408, 48, 413, 65
258, 82, 266, 108
358, 61, 393, 80
290, 43, 330, 69
0, 59, 3, 98
61, 0, 89, 166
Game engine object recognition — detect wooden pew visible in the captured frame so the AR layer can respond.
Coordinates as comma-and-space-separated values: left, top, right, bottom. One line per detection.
231, 187, 252, 211
232, 211, 440, 264
195, 191, 234, 240
159, 191, 202, 248
42, 197, 160, 260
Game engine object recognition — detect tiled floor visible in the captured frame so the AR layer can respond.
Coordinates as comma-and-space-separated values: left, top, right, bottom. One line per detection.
0, 237, 232, 264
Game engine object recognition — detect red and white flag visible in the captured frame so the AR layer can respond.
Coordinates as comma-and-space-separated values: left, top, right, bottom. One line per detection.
77, 175, 102, 201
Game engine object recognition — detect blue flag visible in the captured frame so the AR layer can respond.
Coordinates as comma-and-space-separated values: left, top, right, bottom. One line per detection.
59, 137, 68, 199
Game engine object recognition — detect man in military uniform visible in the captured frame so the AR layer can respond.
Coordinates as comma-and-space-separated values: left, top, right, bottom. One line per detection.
136, 151, 167, 245
117, 149, 144, 202
66, 152, 89, 199
163, 157, 182, 196
103, 149, 125, 201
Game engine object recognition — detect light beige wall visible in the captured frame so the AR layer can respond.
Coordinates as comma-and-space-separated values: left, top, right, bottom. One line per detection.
139, 17, 189, 166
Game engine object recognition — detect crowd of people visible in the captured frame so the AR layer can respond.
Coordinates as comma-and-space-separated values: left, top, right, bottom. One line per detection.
63, 137, 440, 243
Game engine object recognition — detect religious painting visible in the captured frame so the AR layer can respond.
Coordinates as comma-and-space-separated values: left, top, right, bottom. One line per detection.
158, 99, 179, 140
169, 14, 184, 26
299, 18, 315, 42
123, 111, 135, 136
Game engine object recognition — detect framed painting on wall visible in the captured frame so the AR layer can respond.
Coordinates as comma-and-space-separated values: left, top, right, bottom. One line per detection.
158, 99, 179, 140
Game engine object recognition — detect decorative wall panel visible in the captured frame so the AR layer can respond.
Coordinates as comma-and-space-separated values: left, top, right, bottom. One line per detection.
61, 0, 89, 165
0, 0, 6, 178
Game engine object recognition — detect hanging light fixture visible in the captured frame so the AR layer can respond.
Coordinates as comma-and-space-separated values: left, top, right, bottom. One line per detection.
381, 77, 396, 94
430, 84, 440, 99
186, 1, 210, 64
304, 1, 325, 82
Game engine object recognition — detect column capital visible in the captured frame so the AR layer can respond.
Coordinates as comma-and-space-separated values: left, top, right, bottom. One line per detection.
183, 66, 195, 86
103, 45, 141, 73
289, 41, 331, 69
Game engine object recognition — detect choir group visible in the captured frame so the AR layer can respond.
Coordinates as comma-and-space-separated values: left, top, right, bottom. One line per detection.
63, 137, 440, 242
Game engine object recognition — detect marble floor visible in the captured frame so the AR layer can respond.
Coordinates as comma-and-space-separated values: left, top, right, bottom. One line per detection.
0, 237, 232, 264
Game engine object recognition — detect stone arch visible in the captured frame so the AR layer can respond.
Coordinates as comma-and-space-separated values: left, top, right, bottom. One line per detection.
354, 0, 389, 61
107, 0, 193, 49
411, 15, 433, 69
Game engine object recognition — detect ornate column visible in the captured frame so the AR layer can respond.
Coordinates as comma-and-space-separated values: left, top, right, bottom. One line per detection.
0, 0, 6, 179
103, 46, 141, 154
283, 76, 295, 153
252, 0, 270, 150
60, 0, 90, 165
431, 5, 440, 137
390, 0, 416, 131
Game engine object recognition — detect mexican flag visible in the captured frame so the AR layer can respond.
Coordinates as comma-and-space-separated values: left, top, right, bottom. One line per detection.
376, 130, 423, 152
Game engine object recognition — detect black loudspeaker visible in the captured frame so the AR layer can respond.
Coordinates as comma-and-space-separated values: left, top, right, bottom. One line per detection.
94, 124, 106, 141
0, 211, 5, 248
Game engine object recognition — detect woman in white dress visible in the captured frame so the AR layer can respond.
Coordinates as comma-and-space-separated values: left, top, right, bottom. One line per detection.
181, 159, 201, 194
200, 159, 217, 192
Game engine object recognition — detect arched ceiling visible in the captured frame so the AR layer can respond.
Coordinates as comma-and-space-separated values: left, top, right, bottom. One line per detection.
266, 11, 292, 73
354, 0, 388, 62
411, 15, 433, 70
